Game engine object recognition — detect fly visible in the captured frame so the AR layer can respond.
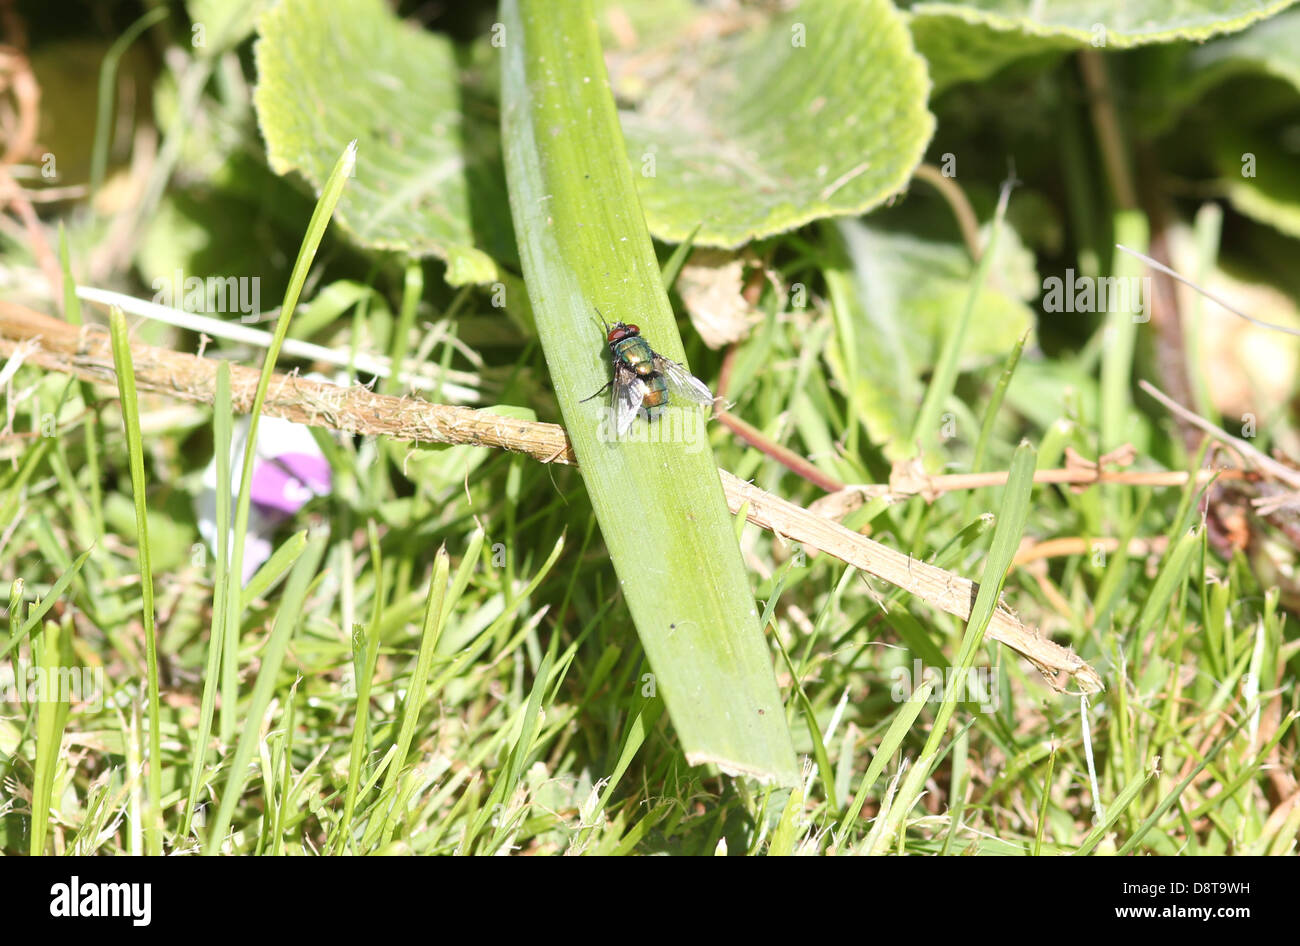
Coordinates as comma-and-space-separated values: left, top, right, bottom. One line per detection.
581, 309, 715, 437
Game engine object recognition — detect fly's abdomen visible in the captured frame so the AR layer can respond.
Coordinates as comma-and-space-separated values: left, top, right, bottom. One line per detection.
641, 375, 669, 411
614, 336, 656, 376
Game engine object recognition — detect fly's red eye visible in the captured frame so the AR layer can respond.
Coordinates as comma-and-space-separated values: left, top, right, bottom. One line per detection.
625, 323, 639, 334
606, 328, 622, 342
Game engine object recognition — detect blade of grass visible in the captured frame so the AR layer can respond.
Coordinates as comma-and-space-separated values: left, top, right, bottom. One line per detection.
573, 695, 666, 853
240, 529, 310, 610
872, 441, 1038, 849
769, 786, 805, 855
1099, 213, 1149, 456
58, 225, 104, 539
0, 441, 50, 552
1133, 526, 1201, 639
962, 331, 1026, 522
910, 177, 1014, 459
1, 548, 91, 663
268, 676, 302, 857
108, 306, 163, 855
925, 441, 1037, 756
771, 620, 837, 812
376, 546, 450, 847
834, 676, 934, 851
219, 140, 355, 744
28, 620, 71, 855
334, 519, 386, 854
90, 5, 168, 195
500, 0, 796, 784
660, 222, 703, 291
380, 260, 423, 397
1115, 712, 1252, 856
939, 728, 970, 855
180, 362, 233, 840
203, 529, 327, 855
460, 639, 558, 854
1032, 745, 1057, 856
1072, 761, 1156, 855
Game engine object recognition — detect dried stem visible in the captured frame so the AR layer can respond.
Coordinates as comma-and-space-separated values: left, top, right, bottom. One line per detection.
913, 163, 982, 260
810, 464, 1251, 517
1, 299, 1101, 691
1078, 49, 1137, 211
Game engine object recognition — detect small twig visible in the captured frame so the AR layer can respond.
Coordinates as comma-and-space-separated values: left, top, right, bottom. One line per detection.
810, 464, 1250, 518
723, 471, 1102, 693
1139, 380, 1300, 492
1117, 243, 1300, 339
913, 163, 982, 261
1013, 535, 1167, 567
713, 407, 844, 493
1078, 50, 1137, 211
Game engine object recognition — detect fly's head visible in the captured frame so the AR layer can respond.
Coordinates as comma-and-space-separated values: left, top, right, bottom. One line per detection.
606, 321, 639, 345
593, 307, 640, 352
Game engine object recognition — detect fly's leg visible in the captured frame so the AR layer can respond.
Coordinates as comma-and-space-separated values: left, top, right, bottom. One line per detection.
580, 379, 613, 403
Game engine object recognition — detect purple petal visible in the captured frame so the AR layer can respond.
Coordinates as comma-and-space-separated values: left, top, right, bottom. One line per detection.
249, 452, 331, 516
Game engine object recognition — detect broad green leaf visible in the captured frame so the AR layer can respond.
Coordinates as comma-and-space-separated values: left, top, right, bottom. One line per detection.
1133, 9, 1300, 133
187, 0, 276, 54
911, 0, 1299, 92
1217, 128, 1300, 239
1185, 5, 1300, 93
501, 0, 798, 784
253, 0, 511, 285
910, 14, 1077, 93
618, 0, 934, 247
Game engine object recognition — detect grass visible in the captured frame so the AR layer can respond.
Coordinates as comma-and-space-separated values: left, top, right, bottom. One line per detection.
4, 239, 1292, 853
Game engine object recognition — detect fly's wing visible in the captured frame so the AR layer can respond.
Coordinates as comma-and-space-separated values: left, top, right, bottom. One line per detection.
614, 367, 648, 437
653, 355, 715, 407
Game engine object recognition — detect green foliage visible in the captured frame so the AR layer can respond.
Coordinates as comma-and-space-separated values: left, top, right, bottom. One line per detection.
620, 0, 935, 246
254, 0, 511, 284
912, 0, 1299, 90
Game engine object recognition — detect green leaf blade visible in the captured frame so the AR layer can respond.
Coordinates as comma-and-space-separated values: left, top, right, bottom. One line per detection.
501, 0, 797, 784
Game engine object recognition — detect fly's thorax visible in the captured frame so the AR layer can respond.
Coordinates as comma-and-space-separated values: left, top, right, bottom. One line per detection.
612, 335, 655, 371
